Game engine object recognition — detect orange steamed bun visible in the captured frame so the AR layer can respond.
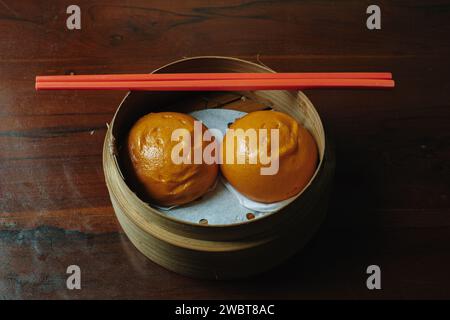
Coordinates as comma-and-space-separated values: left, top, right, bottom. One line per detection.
220, 110, 318, 203
126, 112, 218, 206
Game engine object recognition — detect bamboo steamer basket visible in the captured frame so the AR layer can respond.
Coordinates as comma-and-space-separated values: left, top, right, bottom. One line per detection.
103, 56, 335, 279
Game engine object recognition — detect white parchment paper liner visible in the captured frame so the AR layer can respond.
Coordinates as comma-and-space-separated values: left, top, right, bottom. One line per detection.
153, 109, 305, 225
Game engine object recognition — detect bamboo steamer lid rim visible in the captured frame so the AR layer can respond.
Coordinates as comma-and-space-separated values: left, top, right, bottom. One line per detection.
106, 56, 327, 229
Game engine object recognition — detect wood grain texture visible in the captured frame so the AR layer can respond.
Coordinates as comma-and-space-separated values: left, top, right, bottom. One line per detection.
0, 0, 449, 298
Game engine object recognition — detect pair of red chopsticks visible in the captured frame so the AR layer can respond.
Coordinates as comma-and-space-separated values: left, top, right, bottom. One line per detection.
35, 72, 394, 91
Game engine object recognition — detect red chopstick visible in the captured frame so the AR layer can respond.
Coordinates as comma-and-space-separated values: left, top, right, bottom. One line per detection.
36, 78, 395, 91
36, 72, 392, 82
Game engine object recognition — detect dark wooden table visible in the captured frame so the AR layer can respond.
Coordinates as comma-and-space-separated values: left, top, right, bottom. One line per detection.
0, 0, 449, 299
